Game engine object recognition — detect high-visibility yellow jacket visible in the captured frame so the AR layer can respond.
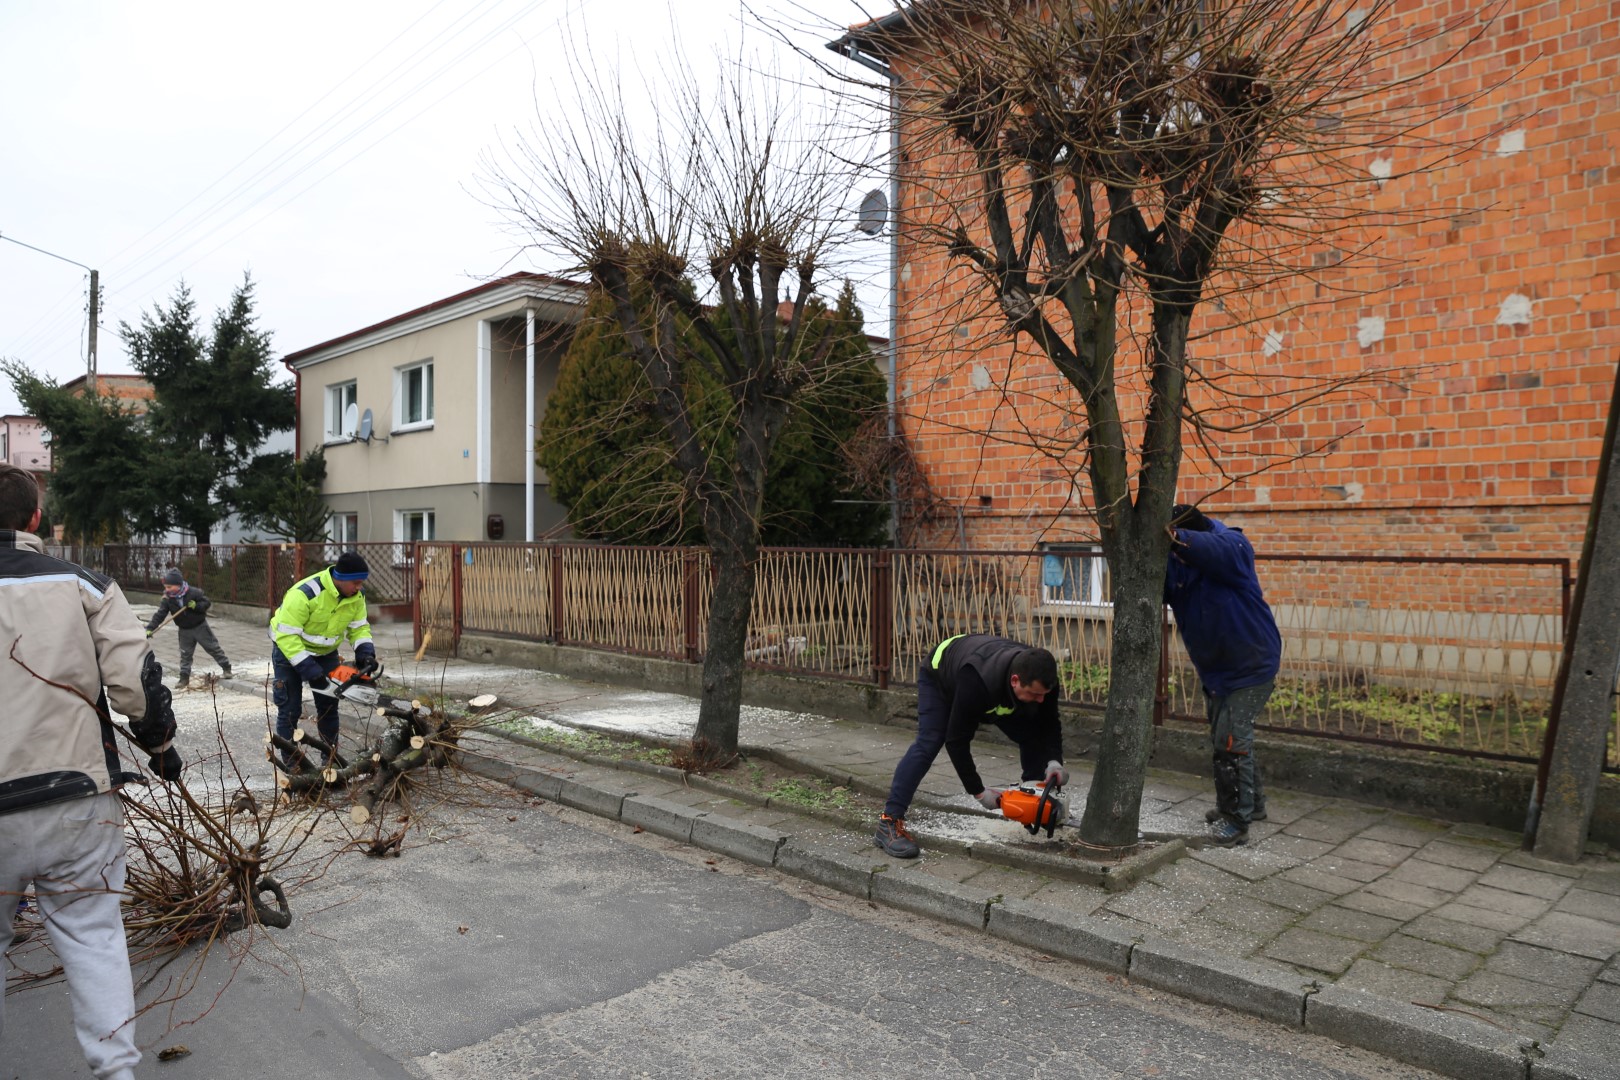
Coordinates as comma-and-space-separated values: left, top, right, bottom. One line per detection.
270, 567, 372, 667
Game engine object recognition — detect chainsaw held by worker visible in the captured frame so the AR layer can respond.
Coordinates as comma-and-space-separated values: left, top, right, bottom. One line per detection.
311, 660, 432, 721
995, 780, 1070, 839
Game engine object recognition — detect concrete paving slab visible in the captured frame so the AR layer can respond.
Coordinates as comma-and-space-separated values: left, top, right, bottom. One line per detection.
1203, 896, 1304, 936
1455, 970, 1583, 1009
1549, 1013, 1620, 1065
1574, 982, 1620, 1024
1358, 818, 1452, 849
1299, 905, 1405, 944
1511, 912, 1620, 961
1402, 912, 1513, 955
1479, 864, 1578, 901
1187, 845, 1303, 882
1310, 856, 1392, 884
1262, 928, 1365, 976
1254, 877, 1339, 915
1337, 958, 1455, 1004
1487, 941, 1605, 993
1372, 934, 1485, 982
1498, 850, 1589, 879
1384, 859, 1480, 893
1414, 840, 1504, 872
1455, 883, 1558, 920
1554, 888, 1620, 925
1430, 900, 1534, 934
1336, 888, 1432, 923
1334, 838, 1421, 867
1364, 876, 1459, 909
1280, 865, 1371, 897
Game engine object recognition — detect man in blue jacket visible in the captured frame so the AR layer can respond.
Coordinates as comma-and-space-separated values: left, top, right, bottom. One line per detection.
1165, 503, 1282, 847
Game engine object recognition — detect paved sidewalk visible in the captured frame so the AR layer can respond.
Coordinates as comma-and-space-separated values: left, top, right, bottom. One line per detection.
143, 603, 1620, 1080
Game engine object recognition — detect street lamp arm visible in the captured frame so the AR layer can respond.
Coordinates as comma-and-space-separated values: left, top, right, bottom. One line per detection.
0, 232, 94, 272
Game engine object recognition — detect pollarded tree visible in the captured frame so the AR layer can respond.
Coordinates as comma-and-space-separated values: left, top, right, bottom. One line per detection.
828, 0, 1491, 847
488, 57, 881, 764
540, 280, 889, 547
122, 274, 295, 545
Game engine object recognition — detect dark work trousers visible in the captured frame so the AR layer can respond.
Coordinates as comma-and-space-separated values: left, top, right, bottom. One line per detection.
271, 649, 343, 756
1207, 681, 1273, 826
176, 621, 230, 680
883, 670, 1047, 820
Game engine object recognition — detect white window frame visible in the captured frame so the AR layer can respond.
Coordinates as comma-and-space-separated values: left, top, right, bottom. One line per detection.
395, 508, 435, 543
326, 381, 358, 442
1040, 544, 1111, 611
324, 512, 358, 562
395, 360, 434, 432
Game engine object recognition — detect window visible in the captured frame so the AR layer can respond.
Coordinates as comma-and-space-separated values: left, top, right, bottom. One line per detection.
324, 512, 358, 562
326, 382, 358, 441
396, 509, 435, 543
396, 360, 434, 429
1041, 545, 1111, 608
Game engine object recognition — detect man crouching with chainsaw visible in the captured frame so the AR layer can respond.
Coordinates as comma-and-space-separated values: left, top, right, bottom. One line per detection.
875, 634, 1067, 859
269, 551, 376, 768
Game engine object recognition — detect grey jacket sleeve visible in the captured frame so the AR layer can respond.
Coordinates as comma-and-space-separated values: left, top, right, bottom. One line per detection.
89, 581, 151, 724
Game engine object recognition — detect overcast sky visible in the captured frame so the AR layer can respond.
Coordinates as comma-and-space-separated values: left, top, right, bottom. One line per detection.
0, 0, 891, 418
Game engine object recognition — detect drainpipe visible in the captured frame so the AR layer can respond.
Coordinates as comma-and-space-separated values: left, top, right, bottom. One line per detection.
830, 36, 901, 545
525, 306, 536, 542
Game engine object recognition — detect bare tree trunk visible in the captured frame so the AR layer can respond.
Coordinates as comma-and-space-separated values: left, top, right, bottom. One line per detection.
691, 511, 759, 763
1081, 523, 1173, 848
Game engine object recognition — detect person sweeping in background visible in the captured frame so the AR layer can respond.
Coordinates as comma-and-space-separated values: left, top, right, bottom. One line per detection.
145, 567, 231, 689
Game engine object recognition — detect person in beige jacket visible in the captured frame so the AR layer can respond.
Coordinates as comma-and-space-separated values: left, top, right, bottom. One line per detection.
0, 464, 178, 1080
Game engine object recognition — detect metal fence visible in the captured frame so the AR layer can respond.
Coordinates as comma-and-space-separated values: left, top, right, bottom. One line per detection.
410, 541, 1598, 769
88, 541, 1606, 769
97, 542, 417, 610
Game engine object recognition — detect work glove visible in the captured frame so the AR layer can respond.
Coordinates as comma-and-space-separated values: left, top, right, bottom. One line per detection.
296, 657, 330, 691
185, 600, 197, 610
134, 655, 182, 782
145, 629, 153, 638
353, 642, 378, 676
975, 788, 1004, 811
1044, 760, 1069, 789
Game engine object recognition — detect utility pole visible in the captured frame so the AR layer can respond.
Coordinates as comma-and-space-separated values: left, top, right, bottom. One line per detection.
0, 233, 99, 392
87, 268, 99, 396
1528, 352, 1620, 862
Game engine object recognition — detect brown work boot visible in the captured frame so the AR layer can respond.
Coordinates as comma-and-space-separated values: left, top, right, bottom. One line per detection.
173, 676, 190, 691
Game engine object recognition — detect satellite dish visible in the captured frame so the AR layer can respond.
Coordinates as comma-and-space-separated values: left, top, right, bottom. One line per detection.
358, 408, 374, 443
856, 188, 888, 236
343, 402, 359, 439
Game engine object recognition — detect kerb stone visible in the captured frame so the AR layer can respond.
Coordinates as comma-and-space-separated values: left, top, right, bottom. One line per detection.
1305, 984, 1531, 1080
621, 794, 702, 842
775, 841, 881, 899
985, 900, 1137, 974
690, 816, 787, 867
871, 868, 995, 930
1130, 936, 1315, 1029
1530, 1045, 1620, 1080
555, 775, 637, 818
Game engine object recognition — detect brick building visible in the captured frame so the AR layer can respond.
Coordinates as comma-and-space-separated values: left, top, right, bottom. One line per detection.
838, 0, 1617, 565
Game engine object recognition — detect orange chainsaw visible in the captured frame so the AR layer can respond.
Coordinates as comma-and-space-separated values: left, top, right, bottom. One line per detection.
998, 781, 1069, 838
312, 660, 433, 721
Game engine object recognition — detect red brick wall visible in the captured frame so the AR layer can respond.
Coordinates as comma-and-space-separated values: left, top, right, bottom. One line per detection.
888, 0, 1619, 564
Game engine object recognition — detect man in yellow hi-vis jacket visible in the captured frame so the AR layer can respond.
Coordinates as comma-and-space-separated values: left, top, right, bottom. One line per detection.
269, 550, 375, 764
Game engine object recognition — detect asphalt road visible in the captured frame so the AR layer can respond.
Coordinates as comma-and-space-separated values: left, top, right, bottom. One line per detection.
3, 685, 1442, 1080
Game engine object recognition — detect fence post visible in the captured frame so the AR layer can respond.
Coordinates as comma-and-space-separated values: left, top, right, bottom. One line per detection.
266, 546, 278, 610
1154, 607, 1170, 726
550, 545, 565, 645
449, 543, 462, 653
872, 550, 892, 690
411, 545, 423, 655
682, 550, 701, 663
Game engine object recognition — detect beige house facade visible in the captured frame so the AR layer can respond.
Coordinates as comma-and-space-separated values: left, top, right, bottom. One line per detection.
282, 273, 586, 545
